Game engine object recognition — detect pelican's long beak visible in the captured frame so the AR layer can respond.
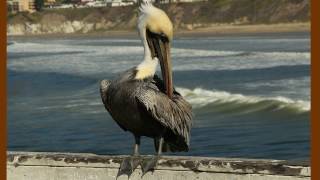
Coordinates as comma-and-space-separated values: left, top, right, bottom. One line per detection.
146, 31, 173, 98
159, 40, 173, 99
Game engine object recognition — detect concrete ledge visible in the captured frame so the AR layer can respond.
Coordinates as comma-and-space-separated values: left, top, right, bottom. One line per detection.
7, 151, 310, 180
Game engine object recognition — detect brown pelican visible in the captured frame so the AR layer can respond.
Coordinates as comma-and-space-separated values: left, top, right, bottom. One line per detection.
100, 0, 192, 177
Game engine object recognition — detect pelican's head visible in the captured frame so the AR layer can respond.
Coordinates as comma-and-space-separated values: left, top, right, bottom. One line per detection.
139, 0, 173, 41
137, 0, 174, 98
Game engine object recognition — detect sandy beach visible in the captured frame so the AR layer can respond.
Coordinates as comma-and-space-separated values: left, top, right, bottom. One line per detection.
176, 22, 310, 37
7, 22, 310, 39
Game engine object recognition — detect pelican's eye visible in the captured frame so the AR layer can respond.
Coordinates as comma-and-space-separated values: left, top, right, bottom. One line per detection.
160, 34, 169, 43
160, 33, 167, 38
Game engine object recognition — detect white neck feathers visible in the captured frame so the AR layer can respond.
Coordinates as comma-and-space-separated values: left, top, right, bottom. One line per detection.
135, 0, 157, 80
135, 58, 158, 80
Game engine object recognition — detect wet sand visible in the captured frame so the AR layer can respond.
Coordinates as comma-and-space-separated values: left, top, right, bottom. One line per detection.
176, 22, 310, 37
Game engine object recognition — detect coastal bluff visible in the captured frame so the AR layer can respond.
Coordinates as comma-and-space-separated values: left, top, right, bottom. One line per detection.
7, 0, 310, 36
7, 151, 310, 180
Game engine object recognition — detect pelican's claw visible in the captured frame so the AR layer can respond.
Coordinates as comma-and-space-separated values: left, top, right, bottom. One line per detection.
117, 156, 141, 178
141, 156, 159, 176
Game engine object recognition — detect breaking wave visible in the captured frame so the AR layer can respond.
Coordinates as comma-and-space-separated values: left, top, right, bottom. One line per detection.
8, 41, 310, 76
177, 87, 310, 114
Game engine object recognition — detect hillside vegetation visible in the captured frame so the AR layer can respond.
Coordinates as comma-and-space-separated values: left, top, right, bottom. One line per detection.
7, 0, 310, 35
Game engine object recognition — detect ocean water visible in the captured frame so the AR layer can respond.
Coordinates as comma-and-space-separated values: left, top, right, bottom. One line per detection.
7, 32, 310, 160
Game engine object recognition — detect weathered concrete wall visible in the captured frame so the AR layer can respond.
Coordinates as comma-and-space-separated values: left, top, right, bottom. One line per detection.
7, 151, 310, 180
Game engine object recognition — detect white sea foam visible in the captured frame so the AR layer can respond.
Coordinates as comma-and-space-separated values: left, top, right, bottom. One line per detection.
7, 41, 310, 76
171, 49, 310, 71
176, 87, 310, 112
35, 86, 309, 115
37, 101, 103, 111
171, 48, 243, 57
7, 40, 311, 115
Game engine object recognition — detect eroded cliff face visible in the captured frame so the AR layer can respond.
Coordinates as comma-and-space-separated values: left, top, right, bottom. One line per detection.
8, 20, 102, 35
7, 0, 310, 35
7, 12, 138, 35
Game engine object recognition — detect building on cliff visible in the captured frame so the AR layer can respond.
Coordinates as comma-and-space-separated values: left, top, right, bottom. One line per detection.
104, 0, 207, 6
152, 0, 207, 3
7, 0, 58, 12
7, 0, 36, 13
105, 0, 135, 6
7, 0, 207, 12
44, 0, 56, 7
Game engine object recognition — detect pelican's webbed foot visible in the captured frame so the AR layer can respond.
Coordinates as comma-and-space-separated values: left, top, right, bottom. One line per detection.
117, 156, 141, 178
141, 155, 159, 176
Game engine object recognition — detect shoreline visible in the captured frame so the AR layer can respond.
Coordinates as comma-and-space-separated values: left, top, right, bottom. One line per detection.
176, 22, 310, 37
8, 22, 310, 39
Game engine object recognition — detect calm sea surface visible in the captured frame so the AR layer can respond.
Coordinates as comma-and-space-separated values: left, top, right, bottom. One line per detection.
8, 32, 310, 160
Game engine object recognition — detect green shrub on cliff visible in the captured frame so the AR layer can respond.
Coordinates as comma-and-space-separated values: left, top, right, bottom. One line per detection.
35, 0, 44, 11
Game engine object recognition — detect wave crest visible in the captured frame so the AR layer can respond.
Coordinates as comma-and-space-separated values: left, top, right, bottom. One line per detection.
177, 87, 310, 114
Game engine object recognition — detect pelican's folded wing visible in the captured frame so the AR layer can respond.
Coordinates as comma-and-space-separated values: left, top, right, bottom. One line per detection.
100, 79, 111, 110
135, 82, 193, 148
